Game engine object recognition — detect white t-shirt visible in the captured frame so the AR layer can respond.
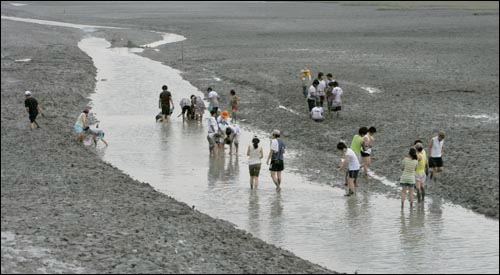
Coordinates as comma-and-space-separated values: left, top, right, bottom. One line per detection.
207, 117, 218, 134
345, 148, 361, 171
228, 124, 241, 136
332, 87, 343, 103
431, 136, 444, 157
311, 106, 325, 120
307, 85, 317, 100
208, 91, 219, 107
248, 145, 262, 165
317, 80, 326, 96
179, 98, 191, 108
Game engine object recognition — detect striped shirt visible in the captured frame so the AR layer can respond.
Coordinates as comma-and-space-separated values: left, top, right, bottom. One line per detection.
400, 157, 418, 184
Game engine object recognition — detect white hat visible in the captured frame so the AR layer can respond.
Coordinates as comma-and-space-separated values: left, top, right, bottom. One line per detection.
25, 91, 32, 96
272, 129, 280, 136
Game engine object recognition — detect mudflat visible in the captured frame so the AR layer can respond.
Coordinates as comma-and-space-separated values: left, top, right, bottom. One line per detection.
1, 1, 498, 273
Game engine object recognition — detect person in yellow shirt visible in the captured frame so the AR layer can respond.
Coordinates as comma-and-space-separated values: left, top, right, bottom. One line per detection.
415, 143, 428, 202
299, 66, 311, 97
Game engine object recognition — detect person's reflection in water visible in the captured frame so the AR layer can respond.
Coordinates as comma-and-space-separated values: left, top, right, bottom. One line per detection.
269, 191, 284, 244
248, 189, 261, 238
207, 155, 226, 189
224, 154, 240, 183
345, 195, 360, 232
400, 204, 426, 254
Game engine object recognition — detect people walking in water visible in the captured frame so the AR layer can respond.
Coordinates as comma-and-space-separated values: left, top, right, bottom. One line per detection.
159, 85, 174, 122
229, 89, 240, 123
428, 131, 445, 181
179, 97, 192, 121
207, 110, 219, 158
330, 81, 343, 117
225, 123, 241, 155
337, 142, 360, 196
361, 126, 377, 177
206, 87, 220, 114
24, 91, 43, 130
299, 66, 312, 98
191, 95, 206, 121
414, 142, 427, 202
400, 148, 419, 208
267, 129, 285, 190
311, 103, 325, 122
307, 79, 319, 112
217, 110, 230, 153
247, 135, 264, 189
74, 109, 89, 143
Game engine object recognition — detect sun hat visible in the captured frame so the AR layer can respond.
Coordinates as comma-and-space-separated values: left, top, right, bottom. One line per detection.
272, 129, 280, 136
25, 91, 31, 96
221, 110, 230, 119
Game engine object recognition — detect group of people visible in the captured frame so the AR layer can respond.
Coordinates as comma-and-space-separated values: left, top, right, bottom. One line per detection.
300, 66, 343, 122
73, 108, 108, 147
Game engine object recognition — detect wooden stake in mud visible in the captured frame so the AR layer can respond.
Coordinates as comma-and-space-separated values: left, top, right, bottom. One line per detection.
181, 41, 184, 62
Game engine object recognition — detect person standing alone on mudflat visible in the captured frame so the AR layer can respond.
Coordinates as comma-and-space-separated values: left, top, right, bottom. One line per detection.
24, 91, 43, 130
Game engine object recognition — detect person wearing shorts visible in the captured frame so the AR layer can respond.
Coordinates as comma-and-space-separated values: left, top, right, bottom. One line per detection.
74, 109, 89, 143
207, 110, 219, 157
414, 143, 427, 202
400, 148, 418, 208
337, 142, 360, 196
267, 130, 285, 190
24, 91, 43, 130
330, 81, 343, 117
361, 126, 377, 177
229, 89, 240, 123
247, 135, 263, 189
428, 131, 445, 180
159, 85, 173, 122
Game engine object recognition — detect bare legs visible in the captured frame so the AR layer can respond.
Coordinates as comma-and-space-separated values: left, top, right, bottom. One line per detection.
401, 186, 415, 207
271, 171, 282, 190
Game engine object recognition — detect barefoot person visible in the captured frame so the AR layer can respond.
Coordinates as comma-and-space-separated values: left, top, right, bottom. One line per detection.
361, 126, 377, 176
84, 125, 108, 147
247, 135, 263, 189
266, 130, 285, 190
159, 85, 174, 122
336, 142, 360, 196
24, 91, 43, 130
415, 143, 427, 202
229, 89, 240, 123
400, 148, 418, 208
74, 109, 89, 143
428, 131, 445, 181
207, 110, 219, 157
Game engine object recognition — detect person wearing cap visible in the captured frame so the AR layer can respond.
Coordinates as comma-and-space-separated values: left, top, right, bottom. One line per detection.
247, 135, 263, 189
428, 131, 445, 181
159, 85, 174, 122
266, 129, 286, 190
24, 91, 43, 129
74, 109, 90, 143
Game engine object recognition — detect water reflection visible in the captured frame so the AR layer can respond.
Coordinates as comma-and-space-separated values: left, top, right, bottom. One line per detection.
248, 190, 261, 238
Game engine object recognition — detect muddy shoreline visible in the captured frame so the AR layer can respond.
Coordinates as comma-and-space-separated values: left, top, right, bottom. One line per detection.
1, 12, 334, 275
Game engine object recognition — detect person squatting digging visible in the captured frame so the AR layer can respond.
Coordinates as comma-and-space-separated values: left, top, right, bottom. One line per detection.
225, 123, 241, 155
178, 97, 194, 121
191, 94, 206, 121
84, 125, 108, 147
247, 135, 263, 189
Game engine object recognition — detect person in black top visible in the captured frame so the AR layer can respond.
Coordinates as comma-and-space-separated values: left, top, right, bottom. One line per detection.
24, 91, 43, 129
159, 85, 174, 122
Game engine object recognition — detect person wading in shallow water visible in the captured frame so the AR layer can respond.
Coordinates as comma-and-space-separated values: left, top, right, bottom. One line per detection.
414, 143, 427, 203
247, 135, 263, 189
267, 129, 285, 190
400, 148, 418, 208
337, 142, 360, 196
159, 85, 174, 122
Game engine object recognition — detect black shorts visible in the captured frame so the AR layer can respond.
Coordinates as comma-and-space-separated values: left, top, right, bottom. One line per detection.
181, 106, 191, 114
333, 106, 341, 112
269, 159, 284, 172
28, 111, 38, 122
249, 164, 261, 177
429, 157, 443, 168
361, 151, 370, 157
161, 104, 171, 116
347, 170, 359, 179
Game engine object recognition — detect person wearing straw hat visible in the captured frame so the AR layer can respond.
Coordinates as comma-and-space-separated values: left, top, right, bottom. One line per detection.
24, 91, 43, 130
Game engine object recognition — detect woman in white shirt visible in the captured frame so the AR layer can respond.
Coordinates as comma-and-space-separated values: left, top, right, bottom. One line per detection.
247, 135, 263, 189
